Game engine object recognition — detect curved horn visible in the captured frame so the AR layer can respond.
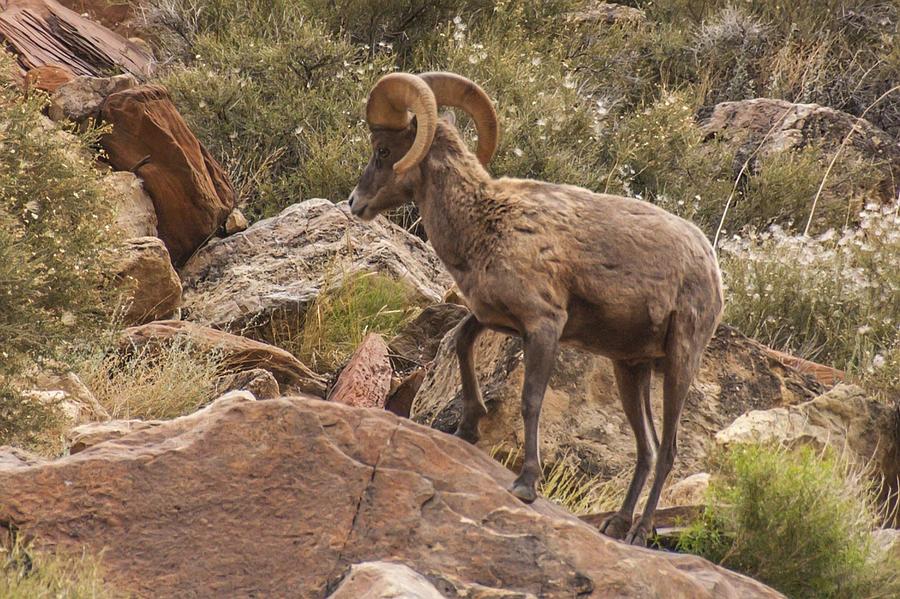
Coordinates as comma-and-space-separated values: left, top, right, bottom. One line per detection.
366, 73, 438, 174
418, 72, 499, 167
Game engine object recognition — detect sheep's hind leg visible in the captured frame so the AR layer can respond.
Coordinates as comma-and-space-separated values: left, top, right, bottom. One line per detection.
625, 321, 703, 546
454, 314, 487, 444
510, 319, 563, 503
599, 361, 655, 540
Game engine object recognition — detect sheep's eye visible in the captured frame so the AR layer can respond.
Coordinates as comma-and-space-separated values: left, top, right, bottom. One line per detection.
377, 147, 390, 159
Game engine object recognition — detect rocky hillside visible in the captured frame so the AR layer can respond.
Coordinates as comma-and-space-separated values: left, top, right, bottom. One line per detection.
0, 1, 898, 597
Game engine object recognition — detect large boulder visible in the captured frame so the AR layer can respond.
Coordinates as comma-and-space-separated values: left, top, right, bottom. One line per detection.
120, 320, 327, 397
100, 85, 237, 265
0, 394, 780, 598
111, 237, 182, 325
180, 199, 453, 341
716, 384, 900, 486
413, 324, 823, 481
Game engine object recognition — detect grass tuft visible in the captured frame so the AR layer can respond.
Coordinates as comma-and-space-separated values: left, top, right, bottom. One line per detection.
1, 536, 113, 599
79, 338, 223, 420
280, 271, 423, 374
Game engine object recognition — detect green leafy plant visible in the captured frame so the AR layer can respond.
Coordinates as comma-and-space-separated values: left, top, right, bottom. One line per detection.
0, 61, 117, 380
678, 444, 900, 598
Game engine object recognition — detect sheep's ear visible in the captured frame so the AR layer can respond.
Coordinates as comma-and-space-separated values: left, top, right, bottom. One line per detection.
441, 110, 457, 126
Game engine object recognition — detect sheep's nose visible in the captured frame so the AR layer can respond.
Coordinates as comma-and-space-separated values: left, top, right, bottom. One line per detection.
348, 187, 357, 208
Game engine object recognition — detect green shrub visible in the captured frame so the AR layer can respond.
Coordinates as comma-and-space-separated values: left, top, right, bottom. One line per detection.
641, 0, 900, 136
289, 271, 423, 373
567, 19, 695, 113
412, 17, 609, 192
160, 17, 389, 218
0, 73, 117, 378
598, 91, 734, 230
725, 144, 886, 234
719, 201, 900, 394
1, 537, 113, 599
678, 444, 900, 599
0, 55, 117, 441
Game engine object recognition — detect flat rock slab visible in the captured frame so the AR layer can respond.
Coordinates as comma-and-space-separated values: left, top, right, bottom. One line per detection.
0, 0, 153, 78
121, 320, 327, 397
0, 395, 781, 598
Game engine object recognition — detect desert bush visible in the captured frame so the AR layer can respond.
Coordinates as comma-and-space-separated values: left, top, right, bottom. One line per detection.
0, 55, 116, 449
0, 64, 117, 380
412, 17, 609, 192
725, 144, 887, 234
0, 385, 65, 454
80, 338, 222, 420
719, 201, 900, 394
598, 91, 734, 230
160, 16, 389, 219
567, 19, 695, 113
1, 537, 112, 599
678, 444, 900, 599
289, 272, 423, 373
645, 0, 900, 136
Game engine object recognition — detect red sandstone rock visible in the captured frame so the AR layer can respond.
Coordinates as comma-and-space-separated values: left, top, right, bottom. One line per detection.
100, 85, 236, 265
23, 64, 73, 93
328, 333, 392, 409
0, 395, 782, 597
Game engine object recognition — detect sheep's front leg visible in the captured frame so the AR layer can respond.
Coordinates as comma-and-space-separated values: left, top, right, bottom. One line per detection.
510, 320, 562, 503
454, 314, 487, 444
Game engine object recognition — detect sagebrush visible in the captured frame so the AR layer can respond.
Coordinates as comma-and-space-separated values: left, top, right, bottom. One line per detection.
678, 444, 900, 598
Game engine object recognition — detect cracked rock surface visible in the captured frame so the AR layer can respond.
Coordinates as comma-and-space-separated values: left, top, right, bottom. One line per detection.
0, 395, 780, 598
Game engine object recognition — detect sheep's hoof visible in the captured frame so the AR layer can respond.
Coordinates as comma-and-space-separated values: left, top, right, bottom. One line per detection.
453, 424, 480, 445
624, 521, 652, 547
510, 480, 538, 504
598, 512, 631, 540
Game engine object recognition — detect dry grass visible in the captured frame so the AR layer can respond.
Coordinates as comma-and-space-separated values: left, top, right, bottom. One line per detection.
80, 338, 222, 421
0, 537, 113, 599
492, 445, 628, 515
274, 270, 423, 374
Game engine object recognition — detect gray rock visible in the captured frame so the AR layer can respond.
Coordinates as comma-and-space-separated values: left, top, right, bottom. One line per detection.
49, 74, 137, 123
180, 199, 452, 342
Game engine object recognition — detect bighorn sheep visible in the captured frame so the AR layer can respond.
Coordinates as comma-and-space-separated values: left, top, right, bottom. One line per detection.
348, 72, 724, 546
